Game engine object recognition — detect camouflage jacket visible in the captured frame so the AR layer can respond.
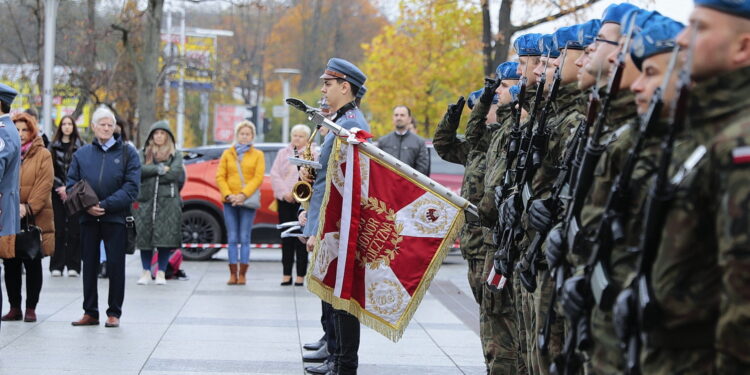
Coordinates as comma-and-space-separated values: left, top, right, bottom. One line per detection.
478, 105, 514, 245
433, 108, 471, 166
454, 100, 494, 260
645, 66, 750, 373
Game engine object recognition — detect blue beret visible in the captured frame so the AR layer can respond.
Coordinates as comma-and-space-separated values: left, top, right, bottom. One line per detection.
509, 85, 521, 101
538, 34, 561, 58
631, 17, 685, 70
496, 62, 521, 80
553, 25, 584, 50
320, 58, 367, 89
356, 85, 367, 99
467, 88, 498, 109
514, 33, 544, 56
0, 83, 18, 106
621, 9, 663, 36
602, 3, 641, 24
695, 0, 750, 19
578, 19, 602, 47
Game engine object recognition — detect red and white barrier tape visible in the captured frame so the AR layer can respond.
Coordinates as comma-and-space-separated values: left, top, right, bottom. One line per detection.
181, 243, 282, 249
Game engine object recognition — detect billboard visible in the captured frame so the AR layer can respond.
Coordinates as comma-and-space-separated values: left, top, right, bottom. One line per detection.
160, 33, 216, 90
214, 105, 251, 143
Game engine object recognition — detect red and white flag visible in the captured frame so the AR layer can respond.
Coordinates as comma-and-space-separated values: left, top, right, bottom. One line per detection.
307, 131, 465, 342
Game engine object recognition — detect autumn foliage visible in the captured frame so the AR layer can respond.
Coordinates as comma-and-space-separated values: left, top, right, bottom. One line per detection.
361, 0, 484, 138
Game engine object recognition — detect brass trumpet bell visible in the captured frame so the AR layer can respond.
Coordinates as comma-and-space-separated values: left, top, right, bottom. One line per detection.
292, 180, 313, 203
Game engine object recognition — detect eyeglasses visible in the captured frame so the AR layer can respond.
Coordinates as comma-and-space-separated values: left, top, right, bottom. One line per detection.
594, 38, 619, 47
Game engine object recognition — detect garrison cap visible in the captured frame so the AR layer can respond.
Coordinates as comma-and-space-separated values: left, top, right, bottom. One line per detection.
695, 0, 750, 19
578, 19, 602, 47
356, 85, 367, 99
621, 9, 663, 36
320, 58, 367, 90
602, 3, 640, 24
467, 88, 498, 110
553, 25, 584, 50
538, 34, 561, 58
0, 83, 18, 106
514, 33, 544, 56
631, 16, 685, 70
496, 62, 521, 80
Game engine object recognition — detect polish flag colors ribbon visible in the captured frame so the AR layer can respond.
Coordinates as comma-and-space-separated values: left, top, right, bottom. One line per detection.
307, 137, 465, 342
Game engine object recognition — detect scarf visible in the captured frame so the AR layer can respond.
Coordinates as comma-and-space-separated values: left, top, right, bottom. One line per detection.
235, 143, 252, 157
20, 141, 33, 160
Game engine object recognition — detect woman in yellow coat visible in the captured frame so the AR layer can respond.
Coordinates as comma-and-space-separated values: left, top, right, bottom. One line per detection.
215, 121, 264, 285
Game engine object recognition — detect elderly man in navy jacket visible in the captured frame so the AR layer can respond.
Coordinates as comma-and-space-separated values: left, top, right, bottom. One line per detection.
68, 107, 140, 328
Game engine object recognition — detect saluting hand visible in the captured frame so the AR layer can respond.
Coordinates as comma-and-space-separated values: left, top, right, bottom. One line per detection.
446, 96, 465, 130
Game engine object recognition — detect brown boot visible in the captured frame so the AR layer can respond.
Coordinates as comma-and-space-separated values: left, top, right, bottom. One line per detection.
1, 307, 22, 321
23, 308, 36, 322
238, 263, 249, 285
227, 264, 238, 285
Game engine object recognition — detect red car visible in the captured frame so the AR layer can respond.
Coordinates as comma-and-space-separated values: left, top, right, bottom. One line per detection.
179, 143, 464, 260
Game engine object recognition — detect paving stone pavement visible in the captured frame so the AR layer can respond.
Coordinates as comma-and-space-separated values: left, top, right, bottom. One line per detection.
0, 249, 486, 374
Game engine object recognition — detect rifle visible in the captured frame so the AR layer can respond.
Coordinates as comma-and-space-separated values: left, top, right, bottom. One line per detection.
614, 32, 697, 375
493, 55, 549, 277
538, 17, 637, 355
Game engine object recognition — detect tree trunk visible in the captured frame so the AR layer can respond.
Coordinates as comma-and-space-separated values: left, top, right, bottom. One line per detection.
481, 0, 493, 76
72, 0, 97, 120
136, 0, 164, 146
493, 0, 513, 72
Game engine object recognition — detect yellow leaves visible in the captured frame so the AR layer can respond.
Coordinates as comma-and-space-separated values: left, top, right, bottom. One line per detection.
361, 0, 483, 139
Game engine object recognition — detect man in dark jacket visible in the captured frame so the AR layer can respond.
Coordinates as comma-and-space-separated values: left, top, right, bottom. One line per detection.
68, 107, 140, 328
377, 105, 430, 175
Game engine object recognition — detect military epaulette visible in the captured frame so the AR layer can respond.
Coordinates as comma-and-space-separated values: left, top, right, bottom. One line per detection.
731, 146, 750, 165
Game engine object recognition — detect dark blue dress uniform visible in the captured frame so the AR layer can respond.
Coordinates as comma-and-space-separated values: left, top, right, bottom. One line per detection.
303, 57, 370, 375
0, 83, 22, 333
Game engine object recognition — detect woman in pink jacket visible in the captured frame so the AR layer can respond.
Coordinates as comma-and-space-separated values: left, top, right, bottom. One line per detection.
270, 124, 318, 286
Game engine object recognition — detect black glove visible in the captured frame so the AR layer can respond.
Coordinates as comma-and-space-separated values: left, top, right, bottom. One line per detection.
480, 77, 501, 105
493, 186, 505, 214
499, 193, 521, 229
445, 96, 465, 129
561, 275, 587, 322
545, 225, 565, 268
493, 248, 509, 276
528, 197, 557, 232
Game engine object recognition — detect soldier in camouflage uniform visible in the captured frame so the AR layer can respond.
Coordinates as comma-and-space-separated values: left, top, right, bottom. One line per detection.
477, 61, 525, 375
637, 1, 750, 373
433, 78, 500, 373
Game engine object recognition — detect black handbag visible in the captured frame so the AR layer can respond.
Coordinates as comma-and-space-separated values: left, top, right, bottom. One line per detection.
122, 145, 137, 255
16, 205, 43, 261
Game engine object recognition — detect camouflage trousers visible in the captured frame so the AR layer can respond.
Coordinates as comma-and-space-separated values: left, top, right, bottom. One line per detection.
468, 257, 486, 305
589, 308, 624, 374
641, 346, 716, 375
479, 248, 525, 375
528, 269, 564, 375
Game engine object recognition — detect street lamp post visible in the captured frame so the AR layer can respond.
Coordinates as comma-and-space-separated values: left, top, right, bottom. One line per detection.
273, 68, 300, 143
41, 0, 58, 137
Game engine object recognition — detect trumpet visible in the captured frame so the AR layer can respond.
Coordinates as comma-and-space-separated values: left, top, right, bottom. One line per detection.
290, 126, 320, 210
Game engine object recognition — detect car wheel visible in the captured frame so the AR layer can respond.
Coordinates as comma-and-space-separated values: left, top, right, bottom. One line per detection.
181, 208, 222, 261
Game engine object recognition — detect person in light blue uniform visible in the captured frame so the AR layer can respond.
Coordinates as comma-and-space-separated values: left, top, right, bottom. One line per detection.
0, 83, 22, 333
301, 57, 369, 375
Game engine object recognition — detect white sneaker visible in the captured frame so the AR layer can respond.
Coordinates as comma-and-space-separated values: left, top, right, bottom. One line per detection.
67, 270, 79, 277
137, 270, 151, 285
155, 271, 166, 285
51, 270, 62, 277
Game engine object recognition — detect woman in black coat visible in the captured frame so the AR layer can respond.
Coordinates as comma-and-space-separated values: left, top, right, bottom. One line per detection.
48, 115, 85, 277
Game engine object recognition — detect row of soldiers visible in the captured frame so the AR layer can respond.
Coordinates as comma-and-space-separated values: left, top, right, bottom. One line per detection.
433, 1, 749, 374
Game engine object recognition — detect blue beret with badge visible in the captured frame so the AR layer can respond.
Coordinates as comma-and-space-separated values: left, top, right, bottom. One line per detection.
0, 83, 18, 106
553, 25, 584, 50
467, 88, 498, 110
320, 57, 367, 90
496, 62, 521, 81
630, 16, 685, 70
695, 0, 750, 19
602, 3, 641, 24
621, 9, 663, 36
578, 19, 602, 47
538, 34, 561, 58
514, 33, 544, 56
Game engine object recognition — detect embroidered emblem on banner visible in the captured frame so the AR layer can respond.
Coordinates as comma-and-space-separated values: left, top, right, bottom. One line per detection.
357, 197, 403, 270
367, 279, 406, 316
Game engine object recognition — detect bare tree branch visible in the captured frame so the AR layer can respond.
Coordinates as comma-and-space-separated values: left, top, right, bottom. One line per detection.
513, 0, 601, 33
